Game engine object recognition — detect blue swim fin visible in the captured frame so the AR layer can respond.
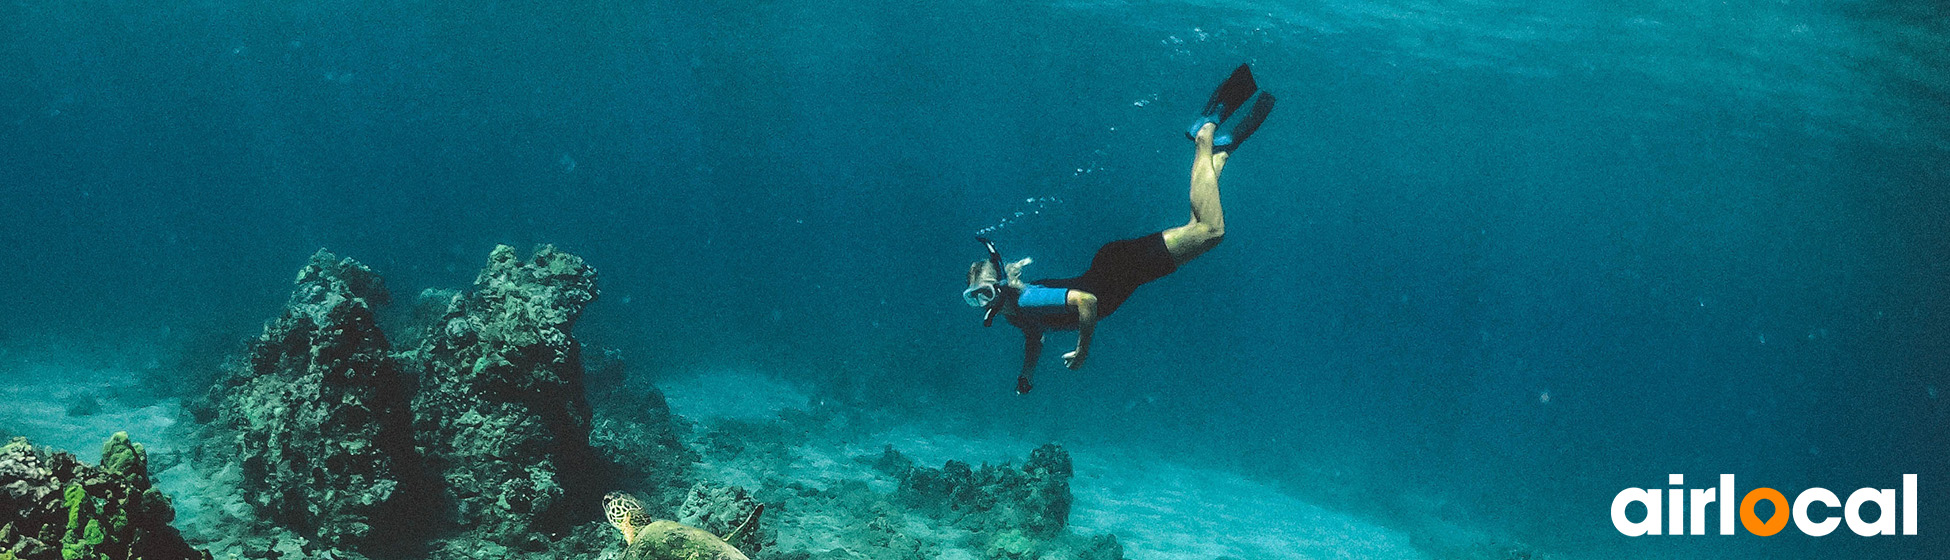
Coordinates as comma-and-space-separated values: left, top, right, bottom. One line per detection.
1212, 91, 1275, 154
1185, 64, 1259, 140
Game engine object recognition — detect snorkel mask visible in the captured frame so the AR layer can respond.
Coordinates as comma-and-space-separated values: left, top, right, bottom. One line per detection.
962, 283, 1000, 308
966, 236, 1007, 327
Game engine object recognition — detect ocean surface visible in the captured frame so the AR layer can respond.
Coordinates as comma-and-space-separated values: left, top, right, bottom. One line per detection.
3, 0, 1946, 558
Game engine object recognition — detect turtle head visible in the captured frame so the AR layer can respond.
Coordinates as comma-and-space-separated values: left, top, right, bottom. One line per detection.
603, 491, 648, 545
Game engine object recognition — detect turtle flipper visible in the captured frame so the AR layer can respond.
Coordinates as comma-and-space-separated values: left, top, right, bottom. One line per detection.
720, 503, 766, 551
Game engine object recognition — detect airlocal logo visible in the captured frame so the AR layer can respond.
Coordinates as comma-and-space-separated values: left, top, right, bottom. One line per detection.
1613, 474, 1918, 536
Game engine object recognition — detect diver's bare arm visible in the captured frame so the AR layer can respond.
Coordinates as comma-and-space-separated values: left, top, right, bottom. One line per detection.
1019, 330, 1045, 393
1064, 292, 1099, 370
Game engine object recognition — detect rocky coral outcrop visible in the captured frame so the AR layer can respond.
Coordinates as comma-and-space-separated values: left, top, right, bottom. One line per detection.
870, 443, 1118, 560
880, 443, 1072, 538
407, 245, 608, 548
586, 352, 696, 510
753, 479, 928, 560
67, 243, 1135, 560
199, 250, 422, 551
0, 434, 209, 560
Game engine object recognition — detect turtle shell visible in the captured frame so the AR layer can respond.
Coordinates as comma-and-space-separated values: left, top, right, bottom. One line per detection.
620, 520, 750, 560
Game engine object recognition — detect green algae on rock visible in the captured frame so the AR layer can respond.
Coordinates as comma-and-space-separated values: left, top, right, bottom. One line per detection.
97, 434, 145, 482
0, 435, 208, 560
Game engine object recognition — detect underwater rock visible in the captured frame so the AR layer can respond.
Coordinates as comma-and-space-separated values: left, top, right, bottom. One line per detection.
675, 483, 767, 555
1071, 534, 1123, 560
0, 434, 209, 560
868, 445, 913, 478
895, 443, 1073, 539
746, 479, 925, 560
586, 353, 696, 509
977, 531, 1123, 560
742, 441, 1118, 560
407, 245, 606, 546
201, 250, 421, 551
388, 288, 463, 349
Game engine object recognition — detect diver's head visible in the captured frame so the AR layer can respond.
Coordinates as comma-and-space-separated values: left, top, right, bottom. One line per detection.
964, 260, 1002, 308
963, 261, 1030, 311
965, 237, 1008, 309
965, 238, 1031, 328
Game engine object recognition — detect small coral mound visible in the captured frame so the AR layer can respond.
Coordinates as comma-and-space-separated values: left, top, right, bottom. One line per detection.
886, 443, 1072, 538
875, 443, 1118, 560
0, 434, 209, 560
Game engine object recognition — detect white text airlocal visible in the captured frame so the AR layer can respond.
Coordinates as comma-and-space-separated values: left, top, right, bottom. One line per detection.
1612, 474, 1918, 536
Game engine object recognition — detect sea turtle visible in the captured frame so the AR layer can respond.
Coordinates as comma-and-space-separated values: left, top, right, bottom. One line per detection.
603, 491, 764, 560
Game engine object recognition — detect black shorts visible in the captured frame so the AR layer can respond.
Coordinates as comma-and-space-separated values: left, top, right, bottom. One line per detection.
1033, 231, 1178, 318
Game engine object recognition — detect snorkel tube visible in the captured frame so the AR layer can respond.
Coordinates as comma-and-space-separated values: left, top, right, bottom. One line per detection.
976, 236, 1005, 327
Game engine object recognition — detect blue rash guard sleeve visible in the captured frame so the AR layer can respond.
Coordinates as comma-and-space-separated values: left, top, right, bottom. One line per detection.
1012, 284, 1080, 330
1015, 284, 1069, 310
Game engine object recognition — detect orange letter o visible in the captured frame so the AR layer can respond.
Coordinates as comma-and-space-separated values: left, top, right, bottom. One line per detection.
1741, 488, 1790, 536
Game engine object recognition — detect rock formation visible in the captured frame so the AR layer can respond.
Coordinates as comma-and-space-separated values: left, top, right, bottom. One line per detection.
200, 250, 422, 551
24, 244, 1134, 560
586, 352, 695, 512
882, 443, 1073, 538
0, 434, 209, 560
406, 244, 608, 549
874, 443, 1119, 560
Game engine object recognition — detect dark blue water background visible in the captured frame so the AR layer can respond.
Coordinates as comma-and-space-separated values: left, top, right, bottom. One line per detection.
3, 0, 1946, 557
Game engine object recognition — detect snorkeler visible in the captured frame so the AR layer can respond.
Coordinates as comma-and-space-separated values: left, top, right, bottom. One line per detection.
965, 63, 1275, 394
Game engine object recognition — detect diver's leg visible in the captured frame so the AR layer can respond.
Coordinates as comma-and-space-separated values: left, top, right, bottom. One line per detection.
1162, 122, 1228, 265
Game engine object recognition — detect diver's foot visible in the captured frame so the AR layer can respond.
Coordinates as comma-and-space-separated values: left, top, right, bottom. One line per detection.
1212, 91, 1275, 154
1195, 122, 1216, 149
1016, 376, 1033, 394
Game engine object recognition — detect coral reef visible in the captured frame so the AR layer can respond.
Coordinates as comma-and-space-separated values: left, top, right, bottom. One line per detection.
870, 444, 1118, 560
752, 479, 930, 560
0, 434, 208, 560
406, 245, 609, 548
670, 401, 1124, 560
16, 245, 1137, 560
198, 250, 422, 552
880, 443, 1072, 538
181, 245, 672, 559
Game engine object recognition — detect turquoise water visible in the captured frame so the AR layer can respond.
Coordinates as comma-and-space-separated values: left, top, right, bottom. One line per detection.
2, 0, 1945, 558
